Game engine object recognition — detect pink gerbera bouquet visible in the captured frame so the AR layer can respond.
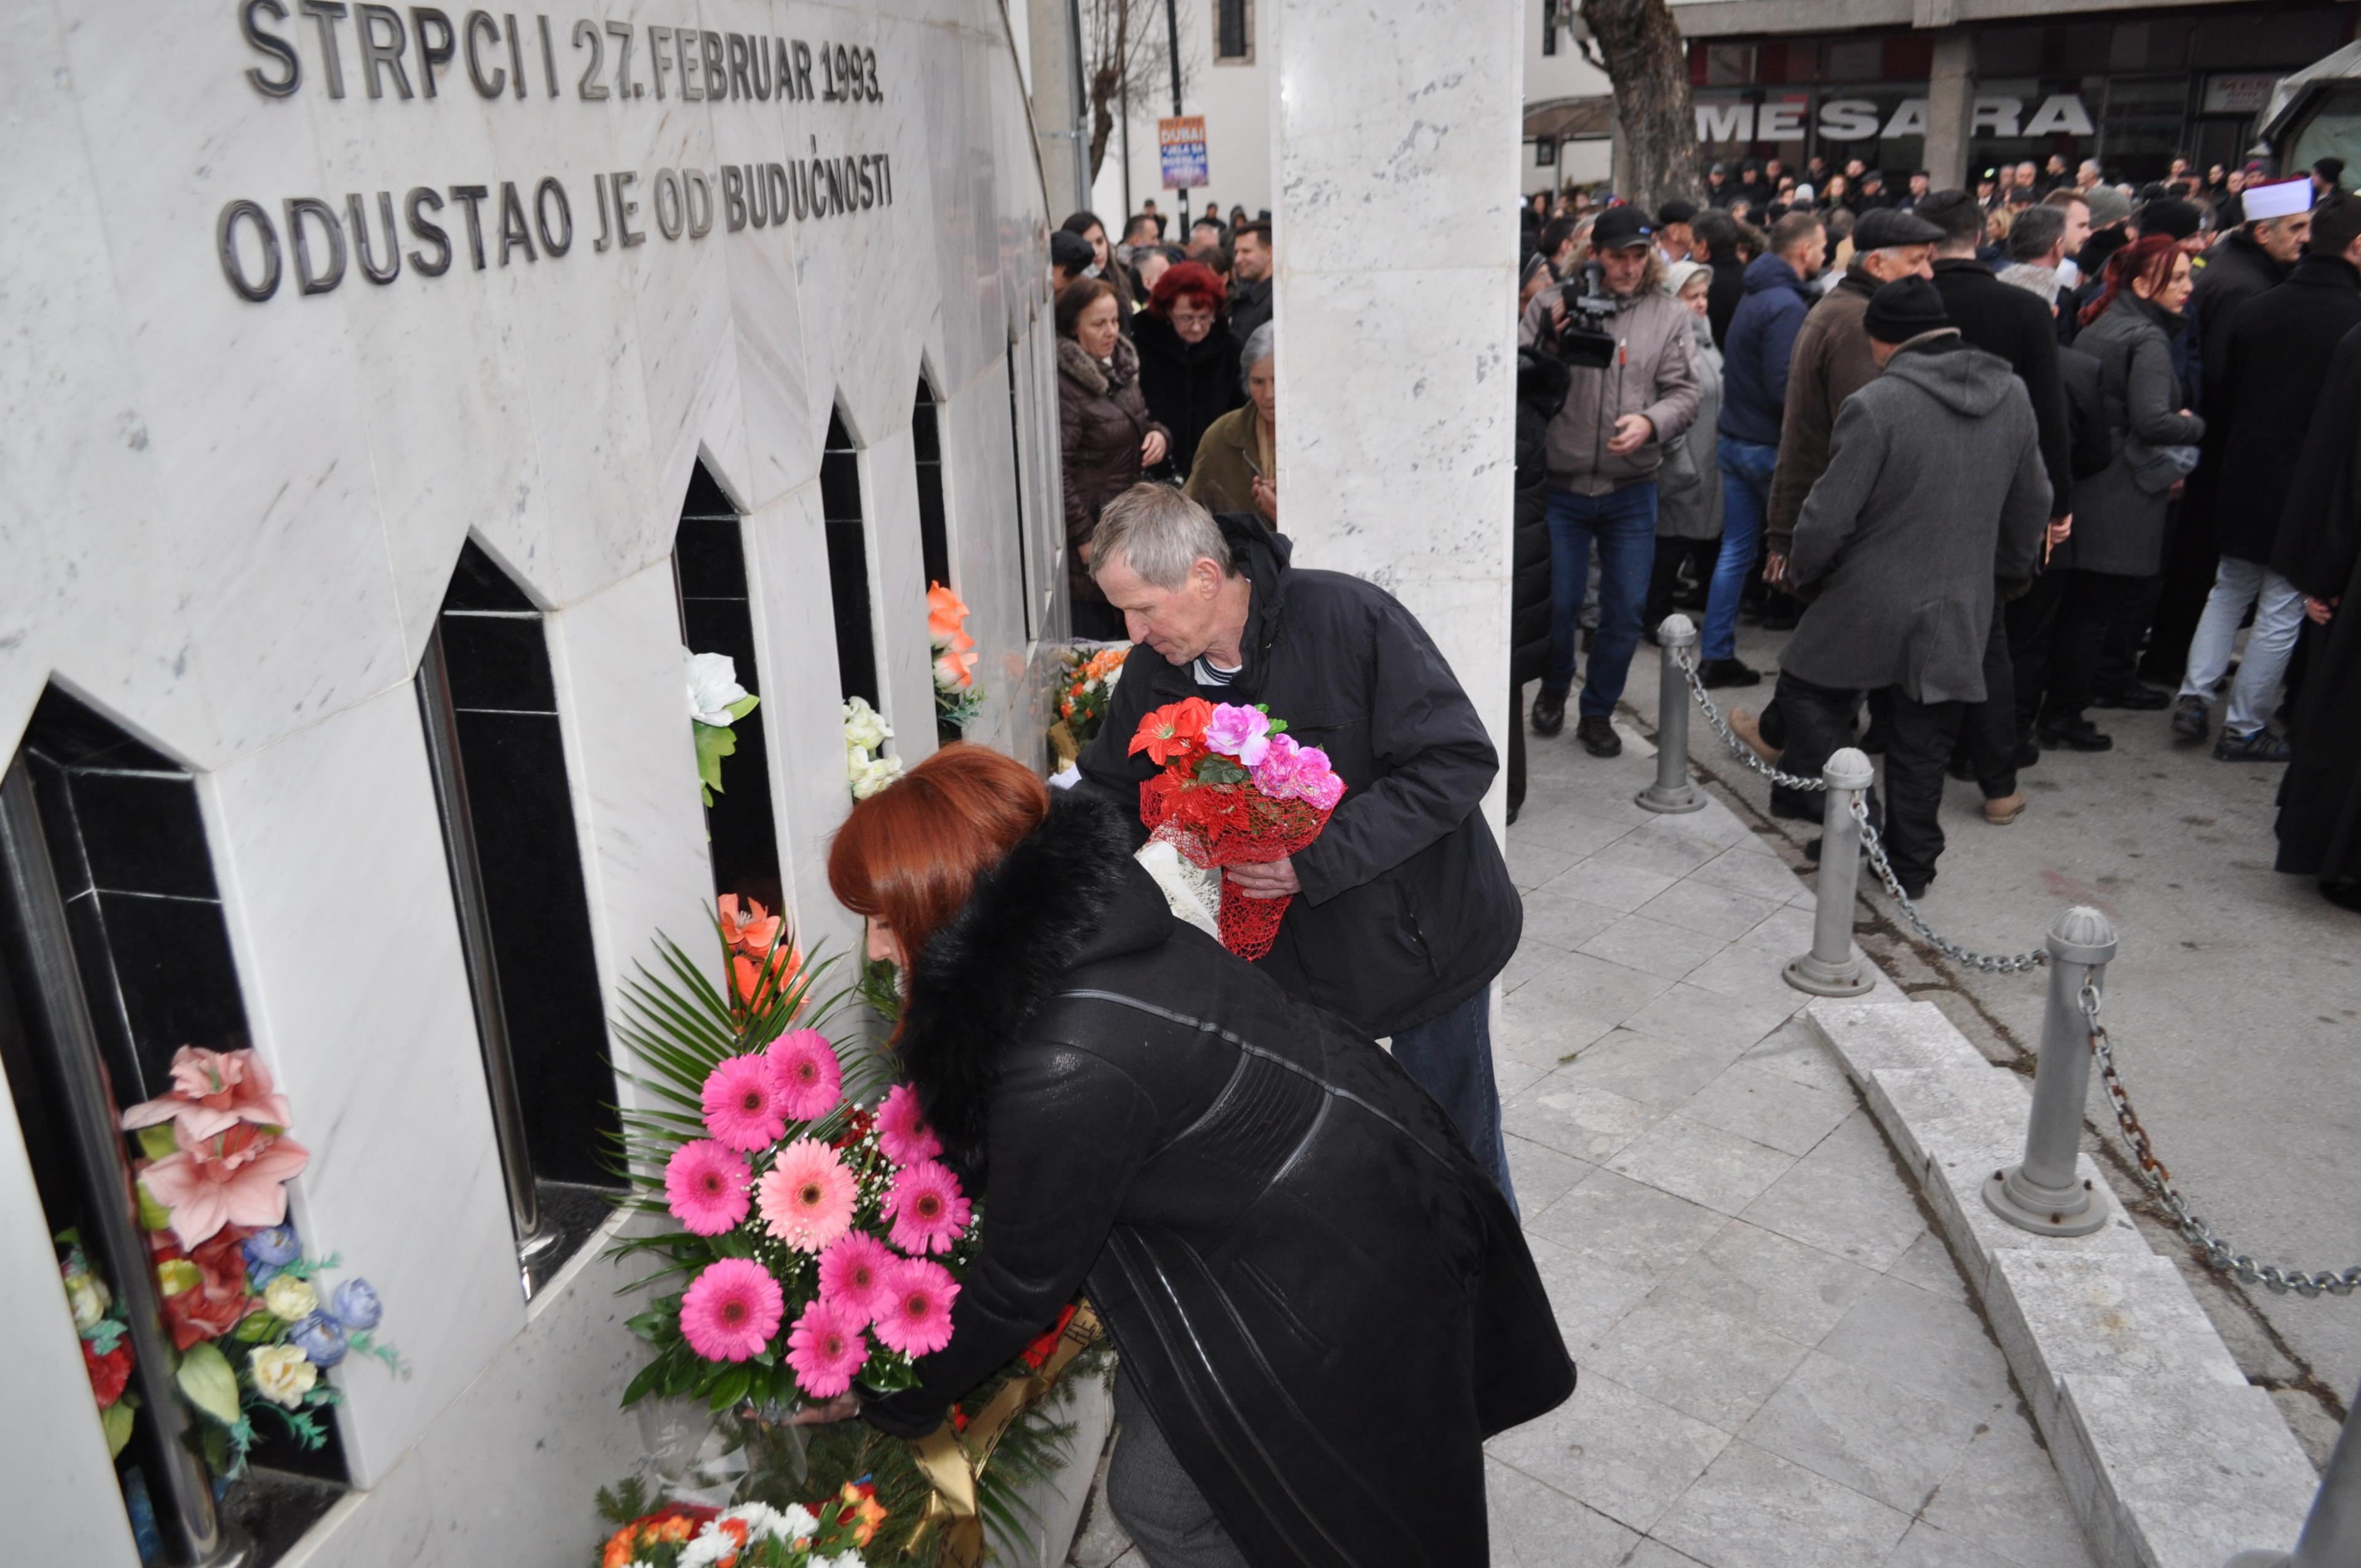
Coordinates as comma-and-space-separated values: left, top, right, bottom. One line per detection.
612, 908, 980, 1416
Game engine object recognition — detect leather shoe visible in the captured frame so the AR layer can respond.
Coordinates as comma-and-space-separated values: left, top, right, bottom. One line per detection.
1575, 715, 1623, 758
2037, 717, 2113, 752
2092, 683, 2171, 710
1728, 707, 1780, 765
1698, 657, 1762, 689
1983, 791, 2027, 826
1530, 688, 1567, 737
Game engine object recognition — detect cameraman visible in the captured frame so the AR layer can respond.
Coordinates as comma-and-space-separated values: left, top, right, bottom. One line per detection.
1516, 206, 1703, 756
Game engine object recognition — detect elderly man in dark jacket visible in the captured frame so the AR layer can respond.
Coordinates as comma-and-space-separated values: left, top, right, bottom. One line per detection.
1773, 280, 2051, 897
2173, 197, 2361, 758
1076, 486, 1525, 1204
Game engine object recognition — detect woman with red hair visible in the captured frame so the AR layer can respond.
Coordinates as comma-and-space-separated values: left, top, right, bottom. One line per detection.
823, 746, 1572, 1568
2035, 236, 2205, 750
1133, 259, 1245, 483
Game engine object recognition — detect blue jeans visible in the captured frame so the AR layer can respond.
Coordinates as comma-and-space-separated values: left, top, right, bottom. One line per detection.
1392, 988, 1517, 1214
1706, 436, 1779, 661
1544, 481, 1658, 719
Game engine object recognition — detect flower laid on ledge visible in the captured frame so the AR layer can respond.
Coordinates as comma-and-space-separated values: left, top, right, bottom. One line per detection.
686, 648, 763, 808
1052, 643, 1130, 764
594, 1491, 885, 1568
927, 582, 984, 735
842, 695, 901, 801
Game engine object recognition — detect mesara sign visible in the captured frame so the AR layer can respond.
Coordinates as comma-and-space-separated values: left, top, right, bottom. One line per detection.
1696, 93, 2098, 144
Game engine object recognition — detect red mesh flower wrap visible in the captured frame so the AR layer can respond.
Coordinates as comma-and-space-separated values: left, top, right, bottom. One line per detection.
1131, 699, 1345, 961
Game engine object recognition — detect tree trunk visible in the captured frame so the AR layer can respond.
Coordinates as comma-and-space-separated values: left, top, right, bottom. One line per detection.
1578, 0, 1699, 211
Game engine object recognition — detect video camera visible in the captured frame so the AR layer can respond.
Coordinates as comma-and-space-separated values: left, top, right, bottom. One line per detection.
1536, 259, 1619, 370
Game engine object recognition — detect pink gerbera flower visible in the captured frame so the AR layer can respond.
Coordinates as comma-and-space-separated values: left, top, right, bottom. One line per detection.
663, 1140, 751, 1237
679, 1257, 783, 1363
700, 1054, 786, 1152
875, 1083, 943, 1166
884, 1160, 972, 1256
765, 1029, 844, 1122
817, 1232, 900, 1323
873, 1257, 960, 1356
756, 1139, 856, 1252
785, 1296, 871, 1399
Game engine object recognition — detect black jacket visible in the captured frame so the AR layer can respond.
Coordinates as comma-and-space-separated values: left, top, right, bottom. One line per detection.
2189, 229, 2291, 410
864, 796, 1574, 1565
1229, 274, 1274, 341
1513, 352, 1566, 687
2210, 255, 2361, 566
1931, 258, 2074, 515
2271, 323, 2361, 890
1706, 250, 1747, 351
1076, 515, 1522, 1037
1133, 312, 1245, 483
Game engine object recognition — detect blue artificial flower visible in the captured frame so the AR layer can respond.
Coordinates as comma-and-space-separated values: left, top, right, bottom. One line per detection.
243, 1225, 302, 1284
331, 1277, 381, 1331
290, 1312, 349, 1368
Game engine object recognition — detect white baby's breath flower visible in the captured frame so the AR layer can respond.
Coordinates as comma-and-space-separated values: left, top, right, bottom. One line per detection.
685, 649, 749, 727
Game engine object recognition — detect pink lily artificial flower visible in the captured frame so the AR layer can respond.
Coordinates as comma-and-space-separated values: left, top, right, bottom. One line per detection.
141, 1123, 310, 1248
120, 1047, 295, 1142
1204, 703, 1272, 767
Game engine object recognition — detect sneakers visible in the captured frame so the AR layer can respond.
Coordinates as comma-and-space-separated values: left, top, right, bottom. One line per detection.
2215, 727, 2293, 762
1698, 657, 1762, 689
2037, 717, 2113, 752
2091, 683, 2171, 710
1530, 687, 1567, 737
1983, 791, 2027, 826
2170, 695, 2209, 743
1575, 715, 1623, 758
1728, 707, 1781, 766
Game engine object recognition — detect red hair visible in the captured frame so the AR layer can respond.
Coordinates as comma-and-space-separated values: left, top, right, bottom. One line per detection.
1147, 260, 1227, 320
826, 745, 1050, 975
2080, 234, 2183, 327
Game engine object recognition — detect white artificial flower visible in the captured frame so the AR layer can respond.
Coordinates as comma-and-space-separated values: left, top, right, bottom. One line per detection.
66, 1271, 111, 1332
841, 695, 892, 751
716, 1502, 794, 1541
851, 754, 904, 801
817, 1551, 867, 1568
685, 649, 749, 727
249, 1343, 318, 1408
847, 743, 872, 783
779, 1504, 821, 1538
263, 1274, 318, 1323
678, 1525, 737, 1568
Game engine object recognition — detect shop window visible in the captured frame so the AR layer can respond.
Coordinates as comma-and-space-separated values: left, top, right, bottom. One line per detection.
1540, 0, 1557, 58
1216, 0, 1252, 65
417, 542, 622, 1248
673, 465, 782, 906
822, 408, 882, 707
1004, 341, 1035, 643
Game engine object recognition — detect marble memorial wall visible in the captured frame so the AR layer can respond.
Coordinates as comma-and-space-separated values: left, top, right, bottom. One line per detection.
0, 1, 1062, 1561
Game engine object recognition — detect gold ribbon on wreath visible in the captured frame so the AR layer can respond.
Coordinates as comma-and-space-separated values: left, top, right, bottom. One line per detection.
909, 1300, 1105, 1567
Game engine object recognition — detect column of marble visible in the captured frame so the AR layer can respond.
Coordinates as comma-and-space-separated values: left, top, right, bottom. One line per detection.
1267, 0, 1524, 828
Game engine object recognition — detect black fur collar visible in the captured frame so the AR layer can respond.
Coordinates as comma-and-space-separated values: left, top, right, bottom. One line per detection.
896, 791, 1150, 1171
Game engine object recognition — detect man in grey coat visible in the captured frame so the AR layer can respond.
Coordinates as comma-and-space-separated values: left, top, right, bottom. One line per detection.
1770, 279, 2052, 897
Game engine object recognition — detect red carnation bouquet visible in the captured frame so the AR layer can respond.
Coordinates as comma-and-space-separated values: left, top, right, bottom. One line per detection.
1130, 697, 1346, 960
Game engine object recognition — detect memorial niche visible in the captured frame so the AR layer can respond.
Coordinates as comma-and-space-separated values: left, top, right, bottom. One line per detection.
1003, 337, 1034, 643
821, 406, 882, 709
672, 465, 782, 905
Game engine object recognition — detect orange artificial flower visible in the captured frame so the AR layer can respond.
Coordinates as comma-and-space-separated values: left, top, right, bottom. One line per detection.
718, 895, 782, 957
837, 1482, 888, 1548
1129, 698, 1216, 767
925, 582, 971, 644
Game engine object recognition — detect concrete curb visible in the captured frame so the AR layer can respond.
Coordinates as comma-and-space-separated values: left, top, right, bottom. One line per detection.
1806, 999, 2318, 1568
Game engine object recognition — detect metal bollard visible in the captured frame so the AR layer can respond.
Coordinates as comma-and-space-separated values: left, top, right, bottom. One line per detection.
1983, 906, 2116, 1237
1635, 614, 1706, 815
2223, 1378, 2361, 1567
1783, 748, 1876, 997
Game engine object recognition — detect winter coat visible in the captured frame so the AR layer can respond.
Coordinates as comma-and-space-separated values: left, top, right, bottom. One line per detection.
2189, 228, 2291, 409
1719, 255, 1817, 446
2209, 255, 2361, 566
861, 794, 1576, 1566
2058, 347, 2116, 482
2065, 294, 2204, 577
1182, 404, 1266, 518
1766, 268, 1882, 554
1075, 513, 1522, 1039
1659, 332, 1726, 542
1706, 252, 1747, 349
1058, 335, 1169, 609
1514, 352, 1568, 682
1782, 339, 2051, 703
2271, 323, 2361, 889
1516, 279, 1701, 495
1929, 258, 2075, 515
1228, 274, 1274, 341
1133, 311, 1244, 483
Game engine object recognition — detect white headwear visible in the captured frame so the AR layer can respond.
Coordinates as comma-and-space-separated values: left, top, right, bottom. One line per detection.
1794, 182, 1816, 204
2243, 176, 2314, 222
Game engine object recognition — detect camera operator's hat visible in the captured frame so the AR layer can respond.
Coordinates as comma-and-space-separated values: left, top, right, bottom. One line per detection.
1591, 207, 1655, 250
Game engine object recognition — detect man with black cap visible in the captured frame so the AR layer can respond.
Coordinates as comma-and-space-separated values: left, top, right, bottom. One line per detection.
1857, 168, 1890, 211
1656, 200, 1699, 271
1050, 228, 1096, 294
1517, 205, 1703, 758
1770, 278, 2051, 897
1706, 162, 1733, 207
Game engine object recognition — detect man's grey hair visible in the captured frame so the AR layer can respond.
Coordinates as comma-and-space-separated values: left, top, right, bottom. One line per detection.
1238, 322, 1275, 392
1089, 484, 1235, 590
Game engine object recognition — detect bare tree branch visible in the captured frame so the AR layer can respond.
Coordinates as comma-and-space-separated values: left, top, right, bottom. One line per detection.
1080, 0, 1194, 184
1576, 0, 1700, 208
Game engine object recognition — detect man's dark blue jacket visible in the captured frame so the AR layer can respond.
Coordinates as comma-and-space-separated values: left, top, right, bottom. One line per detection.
1719, 253, 1817, 446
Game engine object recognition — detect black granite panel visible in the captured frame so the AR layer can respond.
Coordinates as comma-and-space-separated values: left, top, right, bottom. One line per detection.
65, 772, 217, 900
437, 614, 556, 714
444, 539, 539, 611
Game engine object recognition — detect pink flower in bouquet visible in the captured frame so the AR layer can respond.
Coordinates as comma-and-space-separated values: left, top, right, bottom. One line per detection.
680, 1257, 783, 1362
764, 1029, 843, 1122
875, 1083, 943, 1165
873, 1256, 960, 1357
817, 1232, 900, 1322
1294, 745, 1345, 810
700, 1054, 786, 1152
141, 1123, 310, 1247
1249, 732, 1306, 799
1204, 703, 1273, 767
785, 1296, 871, 1398
884, 1160, 972, 1256
120, 1047, 295, 1142
757, 1139, 856, 1252
663, 1140, 751, 1237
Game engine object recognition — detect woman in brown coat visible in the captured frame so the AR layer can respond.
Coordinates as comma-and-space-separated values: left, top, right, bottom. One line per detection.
1058, 278, 1169, 639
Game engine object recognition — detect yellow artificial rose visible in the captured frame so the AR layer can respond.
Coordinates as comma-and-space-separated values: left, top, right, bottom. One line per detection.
264, 1275, 318, 1323
249, 1343, 318, 1408
66, 1271, 113, 1331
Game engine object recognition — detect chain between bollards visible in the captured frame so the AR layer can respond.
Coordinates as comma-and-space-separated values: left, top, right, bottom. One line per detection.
1636, 616, 1707, 815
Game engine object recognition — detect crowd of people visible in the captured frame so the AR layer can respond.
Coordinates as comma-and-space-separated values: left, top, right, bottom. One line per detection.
1517, 158, 2361, 911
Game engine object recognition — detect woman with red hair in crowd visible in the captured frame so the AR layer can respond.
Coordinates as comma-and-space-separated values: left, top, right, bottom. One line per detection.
1131, 259, 1244, 483
817, 745, 1572, 1567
